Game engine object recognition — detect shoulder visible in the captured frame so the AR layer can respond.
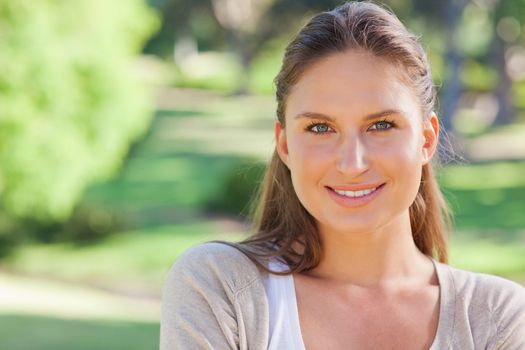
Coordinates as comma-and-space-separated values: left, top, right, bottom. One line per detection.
161, 242, 270, 348
443, 264, 525, 309
439, 263, 525, 347
167, 241, 266, 295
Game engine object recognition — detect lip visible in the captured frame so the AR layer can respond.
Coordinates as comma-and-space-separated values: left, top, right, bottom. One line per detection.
328, 182, 385, 191
325, 183, 385, 208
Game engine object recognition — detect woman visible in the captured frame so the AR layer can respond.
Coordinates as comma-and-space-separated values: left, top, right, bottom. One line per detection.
160, 2, 525, 349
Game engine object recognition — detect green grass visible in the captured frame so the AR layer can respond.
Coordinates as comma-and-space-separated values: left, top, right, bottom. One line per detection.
439, 161, 525, 229
0, 314, 159, 350
3, 221, 245, 296
450, 234, 525, 282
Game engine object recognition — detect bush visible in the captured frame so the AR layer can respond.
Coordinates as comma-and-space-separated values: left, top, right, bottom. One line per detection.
57, 203, 126, 243
206, 159, 266, 218
0, 0, 159, 222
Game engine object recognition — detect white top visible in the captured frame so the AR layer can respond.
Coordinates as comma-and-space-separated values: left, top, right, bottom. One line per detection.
264, 259, 306, 350
263, 258, 444, 350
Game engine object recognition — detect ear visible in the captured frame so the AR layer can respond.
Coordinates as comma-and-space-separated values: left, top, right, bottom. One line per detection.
421, 112, 439, 165
275, 121, 290, 167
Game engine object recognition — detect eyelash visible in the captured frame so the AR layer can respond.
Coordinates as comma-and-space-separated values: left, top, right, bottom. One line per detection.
305, 119, 397, 134
369, 119, 397, 131
305, 121, 334, 134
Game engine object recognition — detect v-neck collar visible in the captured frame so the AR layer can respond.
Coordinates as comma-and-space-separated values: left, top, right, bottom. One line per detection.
287, 257, 456, 350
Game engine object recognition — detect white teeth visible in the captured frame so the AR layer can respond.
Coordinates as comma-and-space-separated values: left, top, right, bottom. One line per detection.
333, 187, 377, 198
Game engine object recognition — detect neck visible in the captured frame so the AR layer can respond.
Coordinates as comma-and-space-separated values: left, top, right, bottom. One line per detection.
304, 212, 434, 288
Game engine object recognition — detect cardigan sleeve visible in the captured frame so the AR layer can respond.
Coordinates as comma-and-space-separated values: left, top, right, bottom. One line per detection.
160, 242, 269, 350
493, 280, 525, 349
160, 243, 242, 350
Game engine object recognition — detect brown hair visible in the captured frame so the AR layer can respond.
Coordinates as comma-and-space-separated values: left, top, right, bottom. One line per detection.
214, 1, 451, 274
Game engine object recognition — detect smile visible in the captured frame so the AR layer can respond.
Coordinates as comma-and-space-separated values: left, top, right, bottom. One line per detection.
331, 187, 378, 198
326, 183, 385, 208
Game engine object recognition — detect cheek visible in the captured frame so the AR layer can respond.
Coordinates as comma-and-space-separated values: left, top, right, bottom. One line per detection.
286, 137, 333, 202
372, 134, 424, 195
287, 136, 333, 171
378, 130, 423, 164
380, 135, 424, 196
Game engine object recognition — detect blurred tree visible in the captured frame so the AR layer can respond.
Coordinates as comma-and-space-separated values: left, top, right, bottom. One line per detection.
441, 0, 469, 132
150, 0, 430, 93
210, 0, 275, 94
0, 0, 159, 222
409, 0, 469, 132
145, 0, 220, 57
149, 0, 525, 120
413, 0, 525, 129
490, 0, 525, 125
146, 0, 344, 93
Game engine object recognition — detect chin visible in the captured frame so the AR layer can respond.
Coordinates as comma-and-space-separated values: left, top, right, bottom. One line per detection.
320, 207, 412, 237
319, 219, 381, 236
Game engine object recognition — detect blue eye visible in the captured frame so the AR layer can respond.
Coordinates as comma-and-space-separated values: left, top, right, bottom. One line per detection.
370, 120, 394, 131
307, 123, 332, 134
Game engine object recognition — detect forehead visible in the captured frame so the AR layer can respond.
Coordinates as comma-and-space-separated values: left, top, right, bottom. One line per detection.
285, 50, 421, 121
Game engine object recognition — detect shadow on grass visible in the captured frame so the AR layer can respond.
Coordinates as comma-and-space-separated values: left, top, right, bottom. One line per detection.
155, 109, 210, 118
439, 160, 525, 232
85, 152, 261, 228
443, 187, 525, 232
0, 314, 159, 350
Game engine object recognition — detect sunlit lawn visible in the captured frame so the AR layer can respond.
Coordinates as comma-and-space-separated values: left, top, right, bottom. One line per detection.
4, 221, 246, 296
0, 314, 159, 350
0, 220, 244, 350
450, 233, 525, 283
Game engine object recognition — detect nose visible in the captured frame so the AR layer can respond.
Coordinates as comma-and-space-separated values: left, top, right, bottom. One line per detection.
336, 132, 370, 175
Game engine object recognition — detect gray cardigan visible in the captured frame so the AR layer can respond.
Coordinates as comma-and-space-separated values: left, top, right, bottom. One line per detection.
160, 242, 525, 349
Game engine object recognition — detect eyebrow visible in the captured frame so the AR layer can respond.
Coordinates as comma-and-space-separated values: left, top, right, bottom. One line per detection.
293, 109, 405, 122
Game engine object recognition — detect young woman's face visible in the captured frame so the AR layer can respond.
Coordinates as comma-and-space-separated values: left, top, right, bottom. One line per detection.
276, 50, 438, 236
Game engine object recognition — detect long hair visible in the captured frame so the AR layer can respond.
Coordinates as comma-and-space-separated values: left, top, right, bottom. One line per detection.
215, 1, 451, 274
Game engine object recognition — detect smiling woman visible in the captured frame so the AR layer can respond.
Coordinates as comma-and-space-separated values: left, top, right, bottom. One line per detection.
277, 51, 439, 245
160, 2, 525, 349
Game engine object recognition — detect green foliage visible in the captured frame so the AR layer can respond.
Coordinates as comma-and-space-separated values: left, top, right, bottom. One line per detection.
82, 92, 274, 228
512, 81, 525, 110
173, 52, 242, 93
206, 159, 266, 218
145, 0, 221, 57
20, 203, 123, 245
248, 38, 286, 95
460, 59, 498, 92
455, 3, 493, 57
57, 203, 125, 243
0, 0, 159, 222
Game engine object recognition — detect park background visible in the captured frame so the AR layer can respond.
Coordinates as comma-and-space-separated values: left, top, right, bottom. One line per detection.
1, 0, 525, 348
